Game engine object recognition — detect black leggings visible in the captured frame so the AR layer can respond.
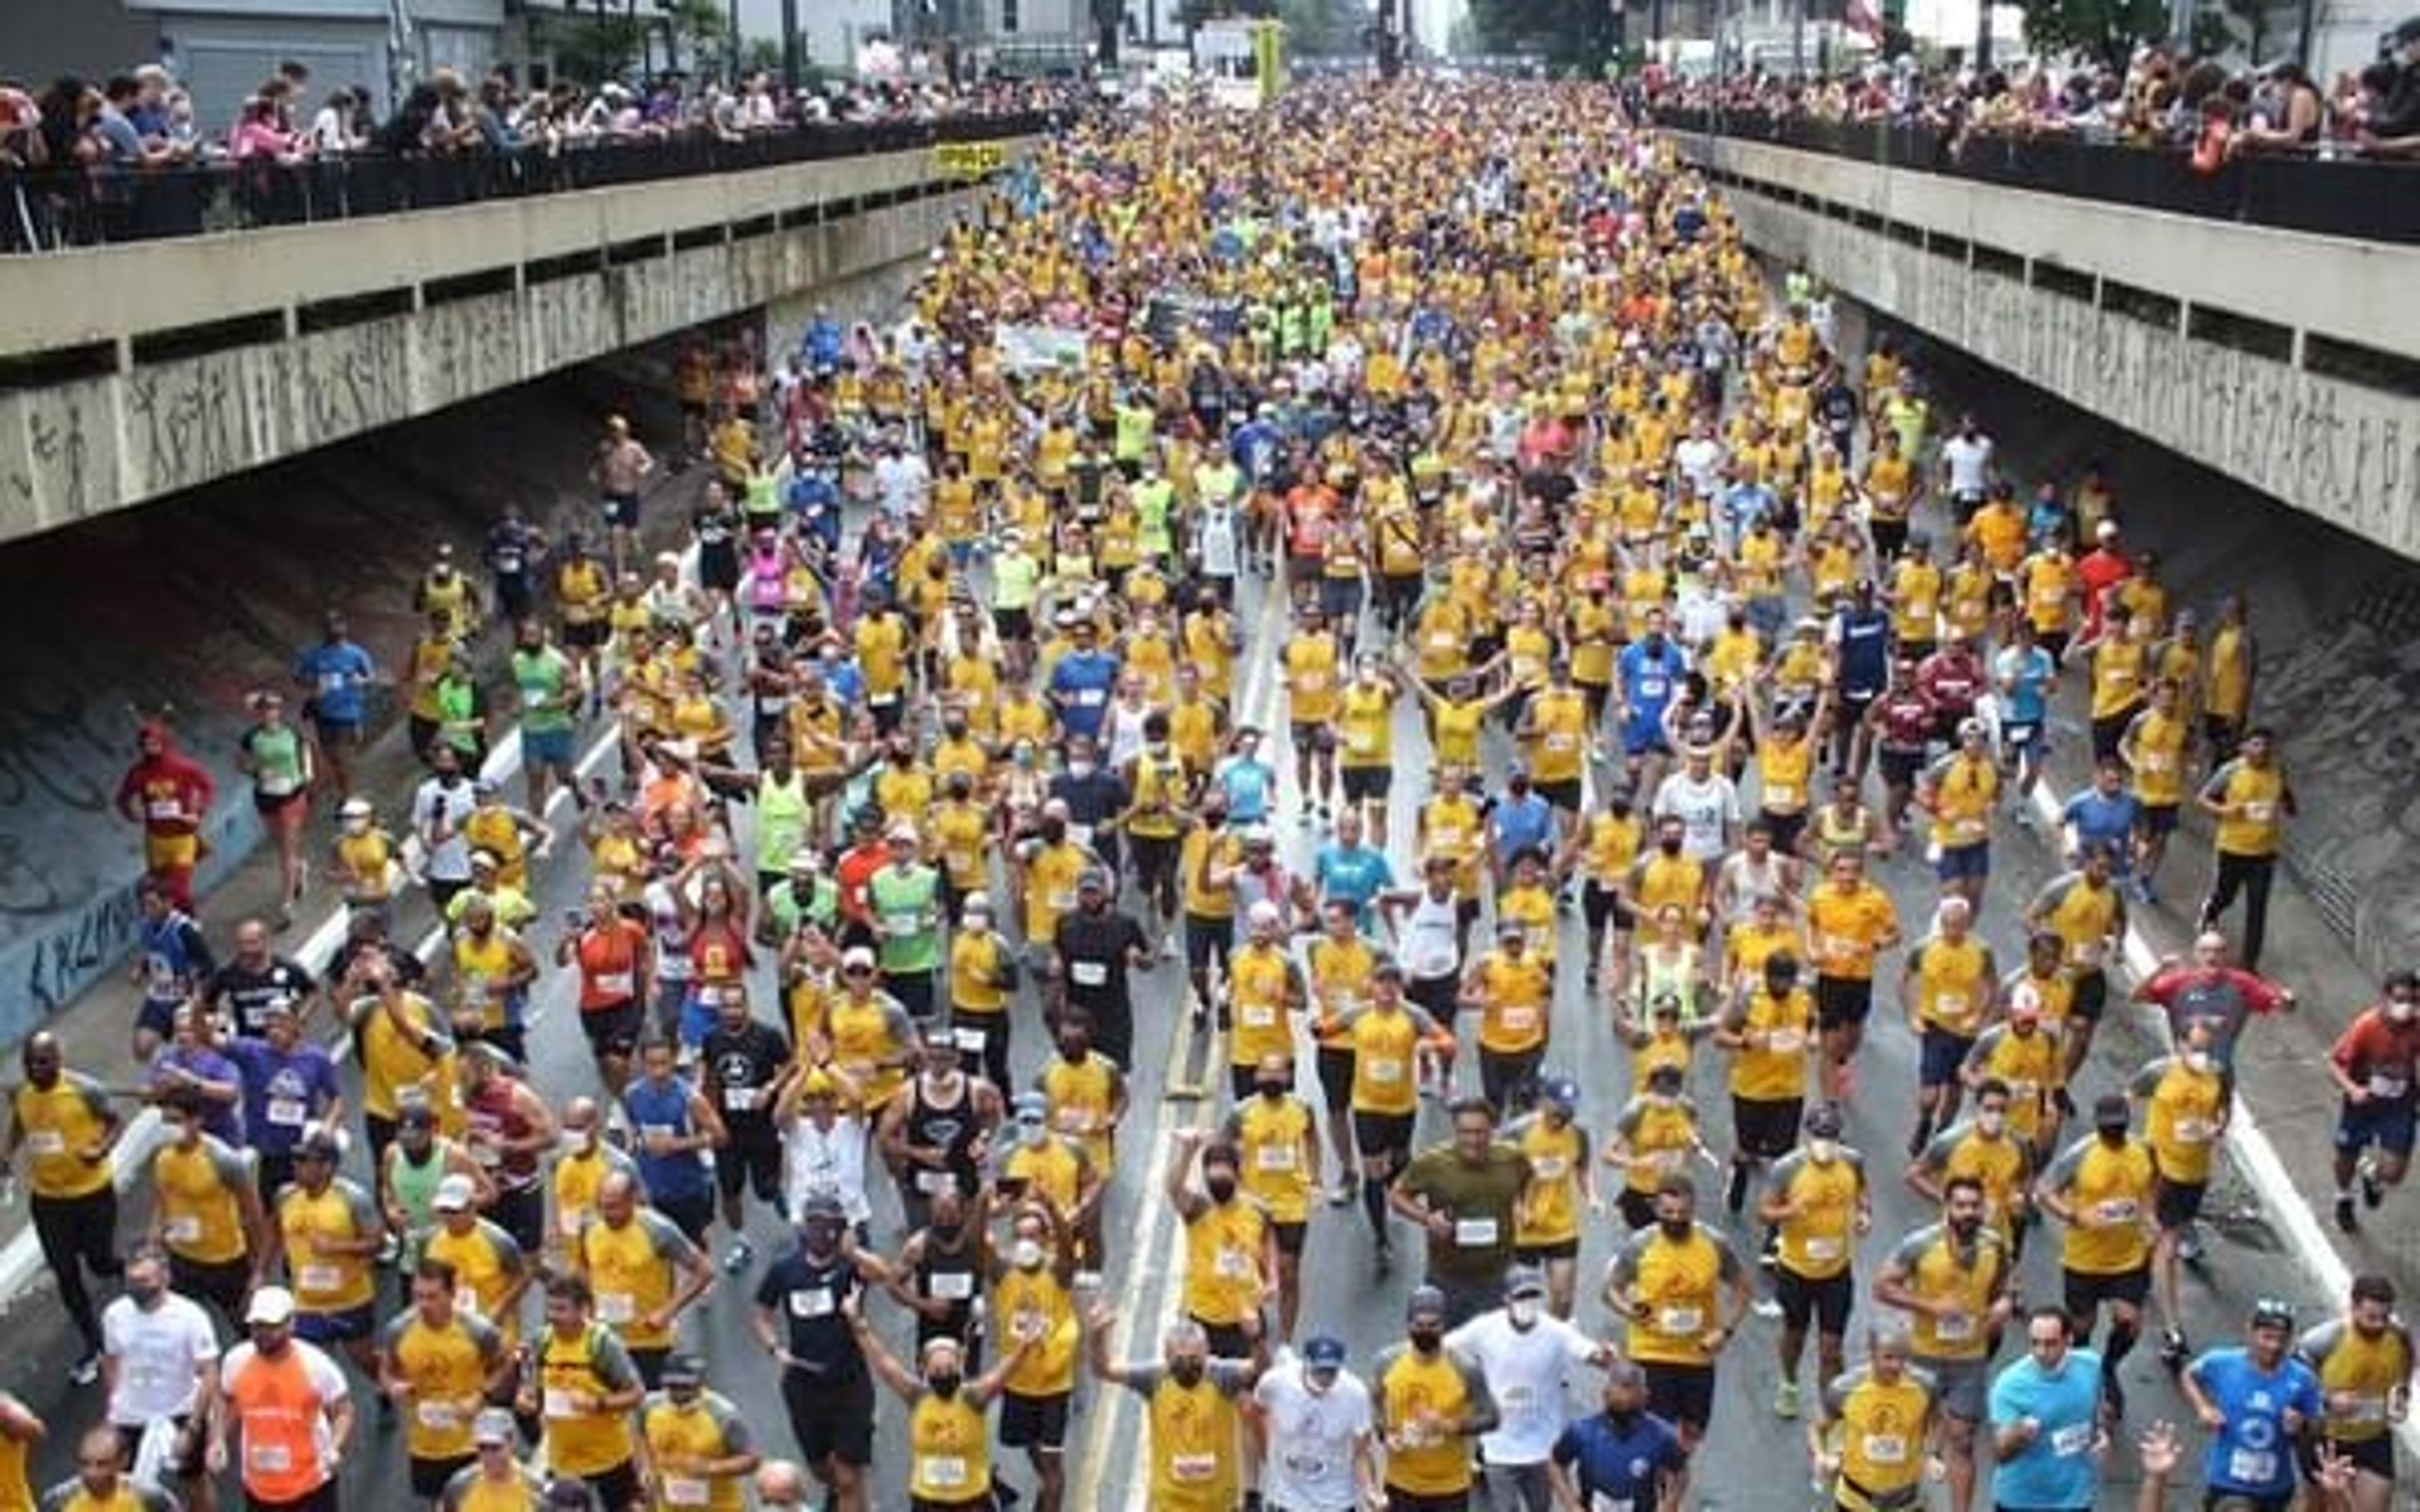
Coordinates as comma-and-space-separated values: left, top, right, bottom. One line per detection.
32, 1187, 121, 1352
2201, 852, 2276, 970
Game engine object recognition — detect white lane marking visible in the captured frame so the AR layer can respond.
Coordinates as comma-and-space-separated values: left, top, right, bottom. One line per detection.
0, 571, 669, 1310
1085, 575, 1289, 1508
2020, 774, 2420, 1457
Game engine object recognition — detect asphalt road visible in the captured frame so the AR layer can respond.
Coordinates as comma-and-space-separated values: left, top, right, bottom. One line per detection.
0, 559, 2337, 1512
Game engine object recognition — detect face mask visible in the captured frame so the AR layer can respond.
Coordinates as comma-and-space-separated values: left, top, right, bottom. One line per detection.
1644, 633, 1666, 653
804, 1225, 841, 1257
562, 1128, 597, 1153
1949, 1215, 1983, 1243
1507, 1298, 1540, 1329
1610, 1406, 1640, 1431
927, 1373, 962, 1399
1040, 820, 1066, 844
1807, 1137, 1839, 1165
1204, 1175, 1238, 1203
1068, 761, 1096, 779
2391, 1000, 2416, 1024
2184, 1050, 2215, 1076
1409, 1327, 1444, 1354
1012, 1238, 1046, 1271
931, 1218, 964, 1244
1257, 1080, 1286, 1101
1976, 1111, 2006, 1137
1659, 837, 1683, 856
129, 1281, 165, 1308
1202, 811, 1228, 828
1169, 1359, 1207, 1388
1660, 1217, 1693, 1242
2097, 1127, 2128, 1148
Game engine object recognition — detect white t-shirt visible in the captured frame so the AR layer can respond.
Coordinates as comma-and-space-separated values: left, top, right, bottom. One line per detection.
1942, 433, 1994, 495
786, 1112, 872, 1225
411, 777, 477, 884
1443, 1310, 1601, 1465
103, 1293, 221, 1424
1654, 770, 1741, 864
1254, 1358, 1374, 1509
1673, 436, 1724, 494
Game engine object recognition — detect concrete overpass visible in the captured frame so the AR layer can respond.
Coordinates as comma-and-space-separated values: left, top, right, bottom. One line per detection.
1666, 123, 2420, 562
0, 122, 1044, 542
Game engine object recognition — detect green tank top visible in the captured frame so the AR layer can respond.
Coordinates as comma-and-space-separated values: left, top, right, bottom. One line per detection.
993, 553, 1040, 611
389, 1138, 451, 1268
758, 772, 810, 874
1135, 481, 1174, 554
437, 679, 479, 753
870, 864, 941, 975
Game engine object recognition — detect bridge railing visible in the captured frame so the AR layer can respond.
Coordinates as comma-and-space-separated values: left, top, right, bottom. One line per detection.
0, 108, 1052, 253
1655, 105, 2420, 245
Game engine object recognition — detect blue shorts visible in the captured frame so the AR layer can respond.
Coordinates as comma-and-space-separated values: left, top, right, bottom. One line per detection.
1920, 1026, 1976, 1089
1623, 728, 1673, 759
136, 997, 182, 1040
523, 725, 577, 770
295, 1302, 376, 1344
2336, 1097, 2418, 1158
1935, 841, 1991, 882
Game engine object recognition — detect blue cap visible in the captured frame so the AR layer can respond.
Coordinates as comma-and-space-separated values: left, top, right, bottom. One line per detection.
1302, 1336, 1347, 1371
1540, 1077, 1579, 1112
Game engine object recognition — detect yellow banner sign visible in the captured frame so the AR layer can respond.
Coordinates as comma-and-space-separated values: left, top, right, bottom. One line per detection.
933, 142, 1007, 180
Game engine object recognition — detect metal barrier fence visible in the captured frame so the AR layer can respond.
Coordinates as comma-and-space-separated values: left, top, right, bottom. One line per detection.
0, 109, 1053, 253
1656, 105, 2420, 244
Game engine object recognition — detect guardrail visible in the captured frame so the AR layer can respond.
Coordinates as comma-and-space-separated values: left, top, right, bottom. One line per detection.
0, 108, 1054, 253
1656, 105, 2420, 245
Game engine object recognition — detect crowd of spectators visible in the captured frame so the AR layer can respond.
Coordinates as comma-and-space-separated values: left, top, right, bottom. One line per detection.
0, 50, 1074, 248
1654, 18, 2420, 159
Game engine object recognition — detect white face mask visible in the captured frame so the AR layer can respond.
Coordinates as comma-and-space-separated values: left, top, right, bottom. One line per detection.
2390, 1000, 2416, 1025
1807, 1137, 1840, 1165
2184, 1050, 2215, 1076
1011, 1238, 1045, 1271
1507, 1298, 1540, 1329
1976, 1111, 2007, 1137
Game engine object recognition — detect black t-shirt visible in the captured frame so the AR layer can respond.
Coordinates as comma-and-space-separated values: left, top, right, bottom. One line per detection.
701, 1019, 792, 1141
1054, 908, 1148, 1014
207, 958, 318, 1037
755, 1246, 865, 1378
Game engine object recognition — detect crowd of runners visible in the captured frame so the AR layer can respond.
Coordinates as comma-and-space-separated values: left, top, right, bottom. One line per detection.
1, 73, 2415, 1512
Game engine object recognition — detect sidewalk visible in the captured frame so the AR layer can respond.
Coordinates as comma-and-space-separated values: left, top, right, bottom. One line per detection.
0, 379, 707, 1309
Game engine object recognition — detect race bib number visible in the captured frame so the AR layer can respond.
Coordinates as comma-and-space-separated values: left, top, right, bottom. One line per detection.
543, 1388, 579, 1420
24, 1130, 63, 1157
456, 1286, 482, 1316
166, 1215, 202, 1244
1934, 1314, 1976, 1343
2242, 801, 2274, 823
1255, 1145, 1297, 1172
267, 1097, 308, 1127
2093, 1198, 2139, 1225
1242, 1005, 1277, 1029
953, 1028, 988, 1054
2171, 1116, 2211, 1144
917, 1169, 957, 1195
664, 1477, 712, 1508
1455, 1217, 1500, 1248
2226, 1448, 2277, 1486
146, 800, 184, 822
723, 1087, 759, 1114
918, 1456, 969, 1489
1863, 1433, 1908, 1465
1657, 1306, 1703, 1336
1069, 961, 1108, 988
1171, 1452, 1219, 1482
1215, 1246, 1256, 1280
1590, 1497, 1635, 1512
788, 1288, 835, 1319
1765, 782, 1797, 807
1532, 1154, 1568, 1180
297, 1264, 342, 1293
1766, 1029, 1804, 1055
594, 971, 635, 997
929, 1272, 975, 1302
2050, 1421, 2094, 1456
595, 1291, 637, 1324
2369, 1074, 2409, 1101
416, 1400, 459, 1431
248, 1444, 294, 1474
1500, 1005, 1540, 1035
1802, 1236, 1843, 1263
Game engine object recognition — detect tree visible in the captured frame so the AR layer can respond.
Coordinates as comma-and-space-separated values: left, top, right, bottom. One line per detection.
2015, 0, 2167, 68
668, 0, 730, 77
553, 15, 650, 84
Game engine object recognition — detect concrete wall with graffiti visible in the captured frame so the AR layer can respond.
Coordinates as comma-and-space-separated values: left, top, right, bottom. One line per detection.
1710, 188, 2420, 566
0, 186, 988, 542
